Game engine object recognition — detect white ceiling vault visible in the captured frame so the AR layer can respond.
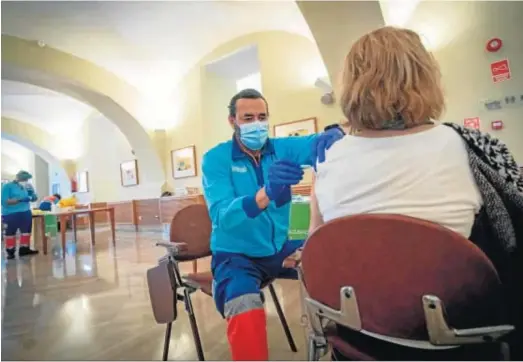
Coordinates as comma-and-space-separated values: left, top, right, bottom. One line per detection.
1, 139, 34, 177
1, 80, 93, 134
1, 0, 315, 135
1, 0, 444, 137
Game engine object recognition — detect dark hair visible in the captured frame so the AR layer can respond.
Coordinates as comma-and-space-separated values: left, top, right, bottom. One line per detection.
228, 88, 268, 118
161, 191, 173, 197
53, 193, 62, 200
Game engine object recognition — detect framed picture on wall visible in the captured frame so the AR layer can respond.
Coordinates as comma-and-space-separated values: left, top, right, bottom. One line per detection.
76, 171, 89, 193
171, 145, 197, 179
120, 160, 139, 187
274, 117, 318, 138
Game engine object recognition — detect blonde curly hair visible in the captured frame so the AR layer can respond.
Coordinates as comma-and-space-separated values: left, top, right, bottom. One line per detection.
339, 26, 445, 130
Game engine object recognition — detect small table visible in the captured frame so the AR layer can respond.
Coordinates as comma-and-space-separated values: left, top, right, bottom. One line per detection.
32, 207, 115, 256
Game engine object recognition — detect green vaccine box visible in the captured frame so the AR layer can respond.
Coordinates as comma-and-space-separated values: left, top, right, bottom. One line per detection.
288, 197, 311, 240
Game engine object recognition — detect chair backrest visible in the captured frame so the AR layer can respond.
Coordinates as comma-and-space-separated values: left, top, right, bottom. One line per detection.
169, 204, 212, 260
301, 214, 506, 341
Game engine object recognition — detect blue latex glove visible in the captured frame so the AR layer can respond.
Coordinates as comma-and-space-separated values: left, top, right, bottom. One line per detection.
26, 188, 37, 202
25, 184, 38, 201
266, 160, 304, 201
312, 126, 345, 168
19, 197, 31, 203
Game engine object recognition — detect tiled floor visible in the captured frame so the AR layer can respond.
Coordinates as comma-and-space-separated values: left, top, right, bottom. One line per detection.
1, 228, 313, 360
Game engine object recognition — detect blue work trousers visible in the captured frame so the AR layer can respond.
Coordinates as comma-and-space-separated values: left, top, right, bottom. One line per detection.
211, 239, 303, 318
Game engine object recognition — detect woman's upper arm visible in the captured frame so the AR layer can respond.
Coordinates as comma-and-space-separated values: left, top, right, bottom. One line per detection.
309, 173, 324, 233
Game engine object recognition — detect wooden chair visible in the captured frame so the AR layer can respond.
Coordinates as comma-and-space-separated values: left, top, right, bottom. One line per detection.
298, 214, 514, 360
147, 204, 297, 361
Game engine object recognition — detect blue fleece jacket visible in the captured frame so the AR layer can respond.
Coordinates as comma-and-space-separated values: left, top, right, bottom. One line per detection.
202, 135, 316, 257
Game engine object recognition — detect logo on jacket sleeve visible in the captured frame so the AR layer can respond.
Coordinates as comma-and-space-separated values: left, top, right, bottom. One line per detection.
231, 166, 248, 173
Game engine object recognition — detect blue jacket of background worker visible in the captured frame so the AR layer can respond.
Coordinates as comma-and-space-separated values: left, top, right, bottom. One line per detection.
1, 182, 36, 215
202, 135, 316, 257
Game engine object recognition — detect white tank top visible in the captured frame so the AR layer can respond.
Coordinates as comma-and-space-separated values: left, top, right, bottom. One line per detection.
314, 125, 483, 238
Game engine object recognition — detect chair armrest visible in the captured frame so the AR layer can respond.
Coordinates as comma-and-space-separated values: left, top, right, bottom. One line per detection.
155, 242, 189, 258
304, 286, 362, 331
454, 325, 515, 338
423, 295, 515, 345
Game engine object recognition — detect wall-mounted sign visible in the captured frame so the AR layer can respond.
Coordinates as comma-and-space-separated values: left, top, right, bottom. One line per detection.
464, 117, 480, 129
490, 59, 511, 83
491, 120, 504, 130
484, 100, 502, 111
486, 38, 503, 52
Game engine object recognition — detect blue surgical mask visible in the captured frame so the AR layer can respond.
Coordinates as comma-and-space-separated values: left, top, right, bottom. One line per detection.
237, 121, 269, 151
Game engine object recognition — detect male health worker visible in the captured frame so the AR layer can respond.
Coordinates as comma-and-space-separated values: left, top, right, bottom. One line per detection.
1, 170, 39, 259
202, 89, 344, 360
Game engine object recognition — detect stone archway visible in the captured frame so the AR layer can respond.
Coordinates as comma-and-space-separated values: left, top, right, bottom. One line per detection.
2, 34, 165, 189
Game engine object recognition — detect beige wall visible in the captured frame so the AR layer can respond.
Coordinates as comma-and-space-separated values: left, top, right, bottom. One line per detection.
33, 154, 49, 199
74, 115, 164, 203
164, 31, 344, 190
201, 72, 238, 153
300, 1, 523, 164
421, 1, 523, 164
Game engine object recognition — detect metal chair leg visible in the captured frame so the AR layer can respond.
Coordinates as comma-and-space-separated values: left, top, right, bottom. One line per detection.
162, 322, 172, 361
307, 335, 319, 361
268, 283, 298, 352
308, 333, 330, 361
184, 288, 205, 361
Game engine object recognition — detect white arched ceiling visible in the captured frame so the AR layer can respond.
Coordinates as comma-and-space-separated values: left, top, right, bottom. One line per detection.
1, 80, 92, 135
1, 0, 499, 127
378, 0, 477, 51
1, 1, 314, 109
1, 1, 317, 190
1, 139, 33, 176
1, 153, 23, 179
1, 47, 167, 184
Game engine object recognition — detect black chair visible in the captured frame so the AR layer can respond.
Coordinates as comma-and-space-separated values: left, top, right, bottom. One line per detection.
147, 204, 297, 361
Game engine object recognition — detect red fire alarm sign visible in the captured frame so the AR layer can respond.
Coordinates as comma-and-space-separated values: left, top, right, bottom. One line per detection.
490, 59, 511, 83
486, 38, 503, 52
491, 120, 503, 130
464, 117, 480, 129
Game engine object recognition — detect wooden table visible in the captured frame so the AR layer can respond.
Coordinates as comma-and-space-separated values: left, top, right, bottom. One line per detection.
32, 207, 115, 256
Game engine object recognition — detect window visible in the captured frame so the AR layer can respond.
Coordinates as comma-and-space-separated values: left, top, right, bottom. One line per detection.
236, 72, 262, 93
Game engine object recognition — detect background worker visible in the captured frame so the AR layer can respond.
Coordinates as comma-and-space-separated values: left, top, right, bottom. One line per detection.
1, 170, 39, 260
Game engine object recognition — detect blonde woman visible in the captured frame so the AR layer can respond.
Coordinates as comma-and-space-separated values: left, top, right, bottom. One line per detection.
308, 26, 522, 359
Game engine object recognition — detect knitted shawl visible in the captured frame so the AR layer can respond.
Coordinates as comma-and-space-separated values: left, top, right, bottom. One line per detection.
443, 122, 522, 356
